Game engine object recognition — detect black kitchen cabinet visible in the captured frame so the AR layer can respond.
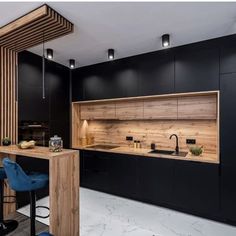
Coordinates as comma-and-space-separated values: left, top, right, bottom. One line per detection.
137, 157, 174, 205
18, 52, 50, 122
137, 51, 174, 96
221, 164, 236, 222
72, 69, 84, 101
82, 151, 110, 193
80, 58, 139, 101
18, 51, 70, 147
172, 161, 219, 217
109, 153, 138, 199
220, 73, 236, 165
47, 61, 70, 148
175, 46, 219, 93
220, 43, 236, 74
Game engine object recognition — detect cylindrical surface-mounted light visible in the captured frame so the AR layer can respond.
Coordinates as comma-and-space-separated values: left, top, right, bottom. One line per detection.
69, 59, 75, 69
46, 48, 53, 60
108, 49, 115, 60
162, 34, 170, 47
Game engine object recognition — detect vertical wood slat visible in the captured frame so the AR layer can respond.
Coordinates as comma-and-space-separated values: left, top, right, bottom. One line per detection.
0, 46, 18, 145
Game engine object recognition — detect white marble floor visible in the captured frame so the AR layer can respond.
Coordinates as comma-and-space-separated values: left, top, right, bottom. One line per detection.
18, 187, 236, 236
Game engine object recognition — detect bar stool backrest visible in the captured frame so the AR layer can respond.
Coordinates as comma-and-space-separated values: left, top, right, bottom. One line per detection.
3, 158, 32, 192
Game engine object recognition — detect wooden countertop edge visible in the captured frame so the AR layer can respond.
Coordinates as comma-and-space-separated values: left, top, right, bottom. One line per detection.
74, 145, 219, 164
0, 145, 78, 160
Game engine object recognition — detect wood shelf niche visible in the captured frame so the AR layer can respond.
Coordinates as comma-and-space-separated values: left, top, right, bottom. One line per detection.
72, 91, 219, 163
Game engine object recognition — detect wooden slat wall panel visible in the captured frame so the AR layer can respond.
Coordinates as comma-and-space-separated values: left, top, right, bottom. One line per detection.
0, 47, 18, 144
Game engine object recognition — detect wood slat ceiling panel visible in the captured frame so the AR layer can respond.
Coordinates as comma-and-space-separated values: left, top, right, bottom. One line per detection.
0, 4, 73, 52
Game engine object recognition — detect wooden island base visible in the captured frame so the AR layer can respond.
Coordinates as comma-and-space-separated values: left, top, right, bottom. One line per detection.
0, 145, 80, 236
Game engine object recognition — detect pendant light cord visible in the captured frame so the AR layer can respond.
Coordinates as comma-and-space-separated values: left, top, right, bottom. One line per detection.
42, 32, 45, 99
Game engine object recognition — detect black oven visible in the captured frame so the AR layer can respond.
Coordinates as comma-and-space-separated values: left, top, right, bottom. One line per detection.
18, 121, 49, 147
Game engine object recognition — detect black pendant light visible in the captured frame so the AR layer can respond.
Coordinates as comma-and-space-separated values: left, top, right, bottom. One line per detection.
108, 49, 114, 60
46, 48, 53, 60
69, 59, 75, 69
162, 34, 170, 47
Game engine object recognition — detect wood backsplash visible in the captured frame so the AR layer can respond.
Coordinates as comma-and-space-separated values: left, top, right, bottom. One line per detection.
86, 120, 217, 154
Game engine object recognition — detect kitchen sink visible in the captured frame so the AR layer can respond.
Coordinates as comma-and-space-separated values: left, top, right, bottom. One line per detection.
149, 149, 188, 157
88, 144, 120, 150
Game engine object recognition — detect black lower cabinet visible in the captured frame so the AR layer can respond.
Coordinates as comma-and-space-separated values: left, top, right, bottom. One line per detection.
80, 150, 220, 221
109, 154, 138, 199
82, 151, 110, 193
137, 157, 174, 205
172, 161, 220, 217
221, 164, 236, 222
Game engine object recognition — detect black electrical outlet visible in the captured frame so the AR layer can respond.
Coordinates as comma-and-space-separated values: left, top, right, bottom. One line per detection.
126, 136, 133, 141
186, 139, 196, 144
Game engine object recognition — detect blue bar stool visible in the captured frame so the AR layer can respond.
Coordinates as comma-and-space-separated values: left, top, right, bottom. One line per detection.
38, 233, 53, 236
3, 158, 49, 236
0, 167, 18, 235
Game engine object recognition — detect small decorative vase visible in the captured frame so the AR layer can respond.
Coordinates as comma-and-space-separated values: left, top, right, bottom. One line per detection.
2, 137, 11, 146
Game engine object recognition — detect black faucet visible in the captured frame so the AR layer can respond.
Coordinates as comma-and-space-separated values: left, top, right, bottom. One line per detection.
169, 134, 179, 154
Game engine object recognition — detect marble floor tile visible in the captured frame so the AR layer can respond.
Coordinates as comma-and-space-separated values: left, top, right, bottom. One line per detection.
17, 187, 236, 236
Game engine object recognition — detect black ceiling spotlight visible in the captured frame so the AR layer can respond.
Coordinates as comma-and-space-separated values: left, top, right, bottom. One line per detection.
69, 59, 75, 69
108, 49, 115, 60
162, 34, 170, 48
46, 48, 53, 60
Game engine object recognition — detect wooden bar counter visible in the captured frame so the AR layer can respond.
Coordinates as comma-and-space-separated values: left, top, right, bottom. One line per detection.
0, 145, 80, 236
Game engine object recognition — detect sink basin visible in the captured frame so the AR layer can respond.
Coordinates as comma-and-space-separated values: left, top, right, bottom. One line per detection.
149, 149, 188, 157
88, 144, 120, 150
149, 149, 175, 155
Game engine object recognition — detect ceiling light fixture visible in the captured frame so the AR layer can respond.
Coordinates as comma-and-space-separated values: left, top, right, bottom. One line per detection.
69, 59, 75, 69
108, 49, 115, 60
46, 48, 53, 60
162, 34, 170, 48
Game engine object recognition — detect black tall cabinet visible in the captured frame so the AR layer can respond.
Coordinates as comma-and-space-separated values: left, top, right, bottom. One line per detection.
18, 51, 70, 148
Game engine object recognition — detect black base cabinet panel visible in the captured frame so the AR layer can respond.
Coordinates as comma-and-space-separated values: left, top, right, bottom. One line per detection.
137, 157, 174, 205
80, 150, 220, 221
221, 164, 236, 222
172, 161, 220, 218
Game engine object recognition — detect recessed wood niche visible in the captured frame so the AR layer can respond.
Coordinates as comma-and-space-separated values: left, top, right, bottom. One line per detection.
72, 91, 219, 163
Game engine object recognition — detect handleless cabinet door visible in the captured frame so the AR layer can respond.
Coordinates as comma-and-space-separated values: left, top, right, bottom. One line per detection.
80, 102, 116, 120
138, 51, 175, 96
115, 100, 143, 120
175, 47, 219, 93
143, 97, 177, 119
177, 95, 217, 119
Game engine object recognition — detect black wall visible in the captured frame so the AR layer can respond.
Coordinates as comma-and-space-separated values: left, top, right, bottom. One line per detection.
72, 33, 236, 225
18, 51, 70, 148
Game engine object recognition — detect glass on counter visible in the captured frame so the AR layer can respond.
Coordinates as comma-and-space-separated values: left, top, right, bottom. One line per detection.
49, 135, 63, 152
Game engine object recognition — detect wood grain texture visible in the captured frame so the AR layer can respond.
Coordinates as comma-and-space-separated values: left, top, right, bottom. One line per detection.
0, 5, 74, 52
178, 95, 217, 119
0, 47, 18, 144
0, 153, 16, 217
49, 151, 79, 236
144, 98, 177, 119
76, 93, 217, 121
116, 100, 143, 120
0, 146, 79, 236
87, 120, 218, 155
81, 102, 116, 120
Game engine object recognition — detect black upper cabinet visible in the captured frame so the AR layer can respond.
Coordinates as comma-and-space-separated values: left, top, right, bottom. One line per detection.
72, 69, 84, 101
175, 46, 219, 93
18, 51, 50, 122
80, 58, 138, 101
220, 41, 236, 74
220, 73, 236, 165
137, 157, 174, 205
137, 51, 175, 96
172, 161, 219, 217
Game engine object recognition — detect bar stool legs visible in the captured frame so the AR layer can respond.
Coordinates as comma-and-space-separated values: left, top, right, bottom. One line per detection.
30, 191, 36, 236
0, 179, 18, 235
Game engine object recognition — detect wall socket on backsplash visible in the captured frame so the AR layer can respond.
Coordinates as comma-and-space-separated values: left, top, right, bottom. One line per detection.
126, 136, 133, 141
186, 139, 196, 144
